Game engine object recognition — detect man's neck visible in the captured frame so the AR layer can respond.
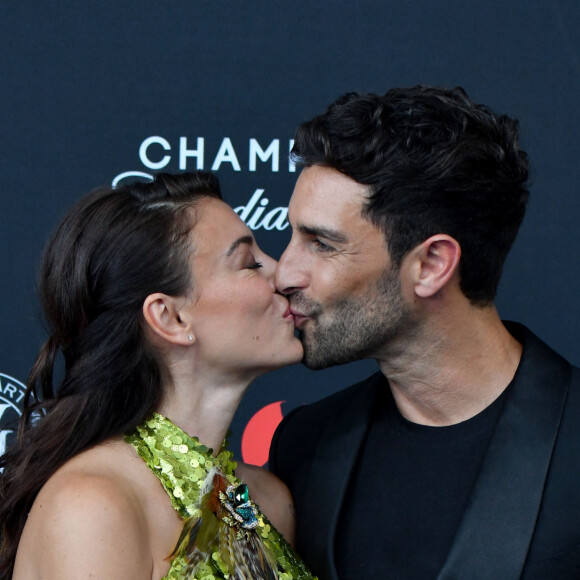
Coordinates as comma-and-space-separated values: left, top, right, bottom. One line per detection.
376, 306, 523, 426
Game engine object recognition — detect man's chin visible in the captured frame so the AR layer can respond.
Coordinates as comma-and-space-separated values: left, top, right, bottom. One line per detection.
301, 336, 372, 370
300, 342, 348, 370
298, 327, 346, 370
298, 333, 328, 370
301, 359, 331, 371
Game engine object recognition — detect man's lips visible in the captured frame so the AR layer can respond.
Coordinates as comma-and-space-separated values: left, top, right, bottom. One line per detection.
289, 309, 309, 328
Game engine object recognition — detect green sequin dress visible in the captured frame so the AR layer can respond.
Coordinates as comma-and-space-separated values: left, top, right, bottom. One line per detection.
125, 413, 315, 580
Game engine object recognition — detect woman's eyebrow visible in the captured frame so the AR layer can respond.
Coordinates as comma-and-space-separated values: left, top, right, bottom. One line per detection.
225, 235, 254, 257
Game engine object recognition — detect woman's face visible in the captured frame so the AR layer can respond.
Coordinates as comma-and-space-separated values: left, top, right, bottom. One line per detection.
183, 198, 303, 379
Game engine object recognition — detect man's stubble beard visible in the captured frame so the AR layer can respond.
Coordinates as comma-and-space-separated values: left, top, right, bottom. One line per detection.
295, 266, 414, 370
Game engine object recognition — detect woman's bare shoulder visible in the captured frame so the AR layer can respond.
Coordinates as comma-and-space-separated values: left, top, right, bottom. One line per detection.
236, 462, 296, 546
29, 438, 145, 520
13, 440, 153, 579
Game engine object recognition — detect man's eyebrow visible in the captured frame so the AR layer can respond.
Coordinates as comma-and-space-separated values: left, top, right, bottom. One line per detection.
225, 235, 254, 257
297, 224, 348, 244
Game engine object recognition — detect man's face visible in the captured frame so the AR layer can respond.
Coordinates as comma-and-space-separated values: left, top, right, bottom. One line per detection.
276, 166, 413, 369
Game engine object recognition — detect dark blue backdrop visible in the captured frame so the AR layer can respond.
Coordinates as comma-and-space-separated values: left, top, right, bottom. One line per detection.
1, 1, 578, 464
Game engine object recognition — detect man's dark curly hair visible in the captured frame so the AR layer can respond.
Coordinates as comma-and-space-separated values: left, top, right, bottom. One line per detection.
291, 86, 530, 305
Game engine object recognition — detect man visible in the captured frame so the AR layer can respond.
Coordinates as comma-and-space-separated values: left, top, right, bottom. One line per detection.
269, 86, 580, 579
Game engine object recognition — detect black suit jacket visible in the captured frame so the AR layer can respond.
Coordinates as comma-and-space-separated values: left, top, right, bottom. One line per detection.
269, 324, 580, 579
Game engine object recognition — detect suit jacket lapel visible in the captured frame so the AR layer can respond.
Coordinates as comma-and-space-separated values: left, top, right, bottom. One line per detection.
438, 324, 572, 579
297, 373, 384, 579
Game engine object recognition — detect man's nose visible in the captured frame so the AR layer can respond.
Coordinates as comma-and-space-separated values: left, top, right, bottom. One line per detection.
275, 244, 308, 295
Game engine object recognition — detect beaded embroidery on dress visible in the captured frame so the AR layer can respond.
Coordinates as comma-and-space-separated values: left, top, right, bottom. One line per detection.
125, 413, 316, 580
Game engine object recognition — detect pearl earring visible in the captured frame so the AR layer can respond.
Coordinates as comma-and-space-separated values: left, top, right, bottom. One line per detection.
187, 335, 193, 342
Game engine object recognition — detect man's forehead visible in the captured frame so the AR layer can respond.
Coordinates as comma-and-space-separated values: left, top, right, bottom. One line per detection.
289, 166, 369, 218
288, 194, 364, 238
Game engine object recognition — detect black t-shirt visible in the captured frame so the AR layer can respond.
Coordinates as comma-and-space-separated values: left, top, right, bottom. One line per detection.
335, 382, 509, 579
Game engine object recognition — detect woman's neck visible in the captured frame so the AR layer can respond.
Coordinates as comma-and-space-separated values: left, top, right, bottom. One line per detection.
156, 364, 252, 454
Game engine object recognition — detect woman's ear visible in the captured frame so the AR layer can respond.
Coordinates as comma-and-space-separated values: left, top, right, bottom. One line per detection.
407, 235, 461, 298
142, 293, 195, 346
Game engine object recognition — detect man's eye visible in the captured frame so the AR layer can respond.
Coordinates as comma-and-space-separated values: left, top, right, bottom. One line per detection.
246, 261, 263, 270
314, 239, 334, 253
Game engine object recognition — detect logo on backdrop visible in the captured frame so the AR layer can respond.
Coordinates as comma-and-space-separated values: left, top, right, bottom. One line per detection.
0, 373, 26, 470
112, 136, 295, 231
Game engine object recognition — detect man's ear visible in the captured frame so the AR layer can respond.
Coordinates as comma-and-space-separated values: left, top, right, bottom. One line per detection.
406, 235, 461, 298
142, 293, 194, 346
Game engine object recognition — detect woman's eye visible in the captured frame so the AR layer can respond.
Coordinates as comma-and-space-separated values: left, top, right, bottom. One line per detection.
246, 261, 263, 270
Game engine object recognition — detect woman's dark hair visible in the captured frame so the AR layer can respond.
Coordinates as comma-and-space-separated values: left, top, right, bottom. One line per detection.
292, 86, 530, 305
0, 171, 222, 578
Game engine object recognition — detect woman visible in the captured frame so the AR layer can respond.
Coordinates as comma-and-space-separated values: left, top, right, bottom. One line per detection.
0, 172, 314, 579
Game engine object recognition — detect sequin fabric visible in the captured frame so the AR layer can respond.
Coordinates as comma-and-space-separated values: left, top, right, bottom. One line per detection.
125, 413, 316, 580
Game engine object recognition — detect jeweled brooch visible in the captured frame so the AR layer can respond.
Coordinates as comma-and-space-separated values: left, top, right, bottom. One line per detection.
219, 483, 259, 539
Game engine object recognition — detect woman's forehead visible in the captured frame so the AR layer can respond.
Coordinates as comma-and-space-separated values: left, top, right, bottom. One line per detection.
191, 198, 253, 256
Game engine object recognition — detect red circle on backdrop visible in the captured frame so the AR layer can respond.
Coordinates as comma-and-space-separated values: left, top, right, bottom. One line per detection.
241, 400, 284, 466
